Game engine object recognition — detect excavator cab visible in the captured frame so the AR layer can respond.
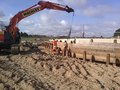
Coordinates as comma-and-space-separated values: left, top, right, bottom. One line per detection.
1, 26, 21, 44
0, 26, 21, 54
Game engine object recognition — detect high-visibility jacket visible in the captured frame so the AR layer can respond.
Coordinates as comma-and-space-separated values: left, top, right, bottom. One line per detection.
53, 40, 57, 48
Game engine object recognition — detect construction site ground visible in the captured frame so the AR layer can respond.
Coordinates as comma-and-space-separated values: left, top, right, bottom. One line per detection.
0, 42, 120, 90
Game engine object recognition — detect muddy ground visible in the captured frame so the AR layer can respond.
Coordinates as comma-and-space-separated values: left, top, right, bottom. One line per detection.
0, 45, 120, 90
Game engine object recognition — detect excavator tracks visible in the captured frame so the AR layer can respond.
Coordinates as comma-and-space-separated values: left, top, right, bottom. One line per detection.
11, 44, 20, 54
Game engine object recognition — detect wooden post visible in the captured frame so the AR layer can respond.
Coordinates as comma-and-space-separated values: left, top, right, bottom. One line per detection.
63, 47, 67, 56
106, 54, 110, 65
66, 49, 69, 56
73, 53, 76, 58
90, 39, 93, 43
90, 55, 95, 62
67, 48, 72, 57
115, 58, 120, 66
83, 51, 86, 61
57, 48, 61, 55
114, 39, 117, 43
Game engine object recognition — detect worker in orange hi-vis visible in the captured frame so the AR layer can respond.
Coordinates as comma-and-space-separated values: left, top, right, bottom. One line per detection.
52, 39, 57, 51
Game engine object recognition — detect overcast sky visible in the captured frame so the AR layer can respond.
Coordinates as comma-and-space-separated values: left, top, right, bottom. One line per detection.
0, 0, 120, 37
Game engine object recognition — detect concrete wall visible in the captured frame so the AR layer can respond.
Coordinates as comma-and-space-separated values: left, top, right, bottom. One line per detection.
53, 38, 120, 44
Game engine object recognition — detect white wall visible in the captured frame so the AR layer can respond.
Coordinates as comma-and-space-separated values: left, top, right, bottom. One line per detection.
52, 38, 120, 44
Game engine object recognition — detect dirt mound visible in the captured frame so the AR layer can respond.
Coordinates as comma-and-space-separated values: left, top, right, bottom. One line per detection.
0, 47, 120, 90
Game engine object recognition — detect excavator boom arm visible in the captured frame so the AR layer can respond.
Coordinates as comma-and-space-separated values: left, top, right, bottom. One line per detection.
8, 1, 74, 39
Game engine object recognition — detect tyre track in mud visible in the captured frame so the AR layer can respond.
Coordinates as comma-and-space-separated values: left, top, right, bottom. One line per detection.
0, 56, 54, 90
0, 47, 120, 90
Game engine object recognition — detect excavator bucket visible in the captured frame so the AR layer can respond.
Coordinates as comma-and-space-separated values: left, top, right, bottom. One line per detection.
66, 6, 74, 13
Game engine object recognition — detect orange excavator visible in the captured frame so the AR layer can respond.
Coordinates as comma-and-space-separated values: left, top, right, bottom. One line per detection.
0, 1, 74, 54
